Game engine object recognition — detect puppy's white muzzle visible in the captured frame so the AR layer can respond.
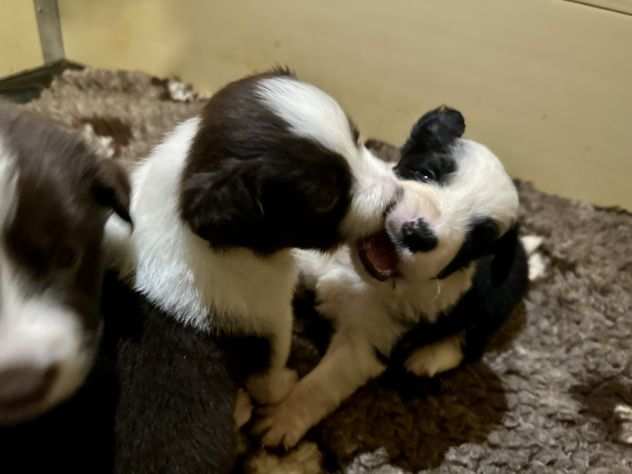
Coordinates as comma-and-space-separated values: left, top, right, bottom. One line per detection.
0, 296, 97, 425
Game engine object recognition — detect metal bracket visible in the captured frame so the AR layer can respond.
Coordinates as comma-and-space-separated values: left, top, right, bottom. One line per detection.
33, 0, 65, 64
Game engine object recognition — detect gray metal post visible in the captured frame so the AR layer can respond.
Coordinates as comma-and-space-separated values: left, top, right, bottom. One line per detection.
33, 0, 65, 64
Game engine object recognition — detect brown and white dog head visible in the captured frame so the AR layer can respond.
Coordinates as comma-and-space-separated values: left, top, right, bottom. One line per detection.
0, 104, 131, 424
179, 68, 401, 255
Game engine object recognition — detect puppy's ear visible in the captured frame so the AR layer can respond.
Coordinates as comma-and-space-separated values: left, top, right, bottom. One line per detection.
437, 217, 498, 280
489, 224, 520, 285
179, 164, 264, 248
402, 105, 465, 157
437, 219, 520, 283
92, 159, 132, 225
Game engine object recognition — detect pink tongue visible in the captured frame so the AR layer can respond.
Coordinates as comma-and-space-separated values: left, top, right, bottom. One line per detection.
362, 231, 398, 276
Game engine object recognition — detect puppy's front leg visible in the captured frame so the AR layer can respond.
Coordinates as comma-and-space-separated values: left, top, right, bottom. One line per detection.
246, 306, 297, 404
254, 330, 385, 449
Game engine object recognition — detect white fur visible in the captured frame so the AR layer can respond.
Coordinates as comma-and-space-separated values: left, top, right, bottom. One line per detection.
257, 138, 520, 447
257, 78, 357, 160
521, 234, 547, 281
0, 141, 94, 424
521, 234, 544, 255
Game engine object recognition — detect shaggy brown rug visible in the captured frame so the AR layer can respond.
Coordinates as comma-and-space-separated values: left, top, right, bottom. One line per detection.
10, 67, 632, 473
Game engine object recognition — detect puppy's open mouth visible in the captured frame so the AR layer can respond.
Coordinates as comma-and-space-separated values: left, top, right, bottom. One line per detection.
357, 231, 399, 281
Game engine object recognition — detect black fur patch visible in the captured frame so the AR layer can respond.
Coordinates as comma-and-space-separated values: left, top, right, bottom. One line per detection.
395, 105, 464, 186
400, 217, 438, 253
180, 70, 355, 254
436, 217, 500, 279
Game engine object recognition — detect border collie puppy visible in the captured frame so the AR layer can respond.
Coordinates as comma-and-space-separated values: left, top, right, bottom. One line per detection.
0, 103, 130, 425
0, 104, 130, 468
255, 106, 528, 448
104, 69, 401, 471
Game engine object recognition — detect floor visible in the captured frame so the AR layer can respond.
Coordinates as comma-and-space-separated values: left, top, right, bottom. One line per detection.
2, 0, 631, 210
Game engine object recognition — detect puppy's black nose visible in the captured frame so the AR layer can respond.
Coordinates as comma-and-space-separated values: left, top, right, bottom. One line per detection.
0, 363, 57, 407
401, 218, 438, 252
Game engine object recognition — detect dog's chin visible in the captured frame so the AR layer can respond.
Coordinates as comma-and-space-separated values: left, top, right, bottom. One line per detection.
351, 230, 400, 283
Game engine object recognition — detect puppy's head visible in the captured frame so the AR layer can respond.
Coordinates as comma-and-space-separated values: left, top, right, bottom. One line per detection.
0, 105, 131, 424
179, 68, 400, 255
356, 106, 519, 284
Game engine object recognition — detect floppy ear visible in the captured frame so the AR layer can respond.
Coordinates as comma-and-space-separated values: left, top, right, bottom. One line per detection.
402, 105, 465, 157
437, 218, 499, 280
437, 219, 520, 284
92, 159, 132, 225
179, 164, 264, 248
489, 223, 520, 285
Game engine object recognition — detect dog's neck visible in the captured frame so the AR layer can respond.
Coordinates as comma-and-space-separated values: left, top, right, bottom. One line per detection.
381, 263, 476, 325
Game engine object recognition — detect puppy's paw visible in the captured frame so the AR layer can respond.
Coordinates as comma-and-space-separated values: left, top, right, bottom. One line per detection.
614, 404, 632, 445
234, 389, 253, 429
405, 337, 463, 377
253, 397, 312, 449
315, 272, 351, 317
247, 368, 298, 405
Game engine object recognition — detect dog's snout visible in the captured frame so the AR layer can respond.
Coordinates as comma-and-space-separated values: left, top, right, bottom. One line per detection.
0, 361, 57, 408
401, 218, 438, 252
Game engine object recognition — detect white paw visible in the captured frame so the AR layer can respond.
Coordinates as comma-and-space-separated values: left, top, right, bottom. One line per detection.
405, 337, 464, 377
520, 234, 544, 255
246, 368, 298, 405
614, 404, 632, 445
234, 389, 253, 429
253, 396, 313, 449
314, 272, 351, 318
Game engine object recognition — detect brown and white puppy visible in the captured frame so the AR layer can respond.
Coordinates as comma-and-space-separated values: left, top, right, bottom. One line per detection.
255, 106, 528, 448
0, 103, 130, 425
103, 68, 401, 472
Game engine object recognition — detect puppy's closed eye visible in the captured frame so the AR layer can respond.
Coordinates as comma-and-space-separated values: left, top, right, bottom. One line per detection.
412, 168, 436, 183
52, 244, 82, 271
313, 194, 340, 214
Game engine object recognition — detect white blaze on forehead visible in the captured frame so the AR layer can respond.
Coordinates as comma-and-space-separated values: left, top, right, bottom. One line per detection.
256, 77, 358, 159
257, 76, 400, 240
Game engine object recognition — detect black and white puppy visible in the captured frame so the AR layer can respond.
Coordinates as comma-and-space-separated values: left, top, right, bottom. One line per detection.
255, 106, 528, 448
0, 104, 131, 471
104, 69, 401, 471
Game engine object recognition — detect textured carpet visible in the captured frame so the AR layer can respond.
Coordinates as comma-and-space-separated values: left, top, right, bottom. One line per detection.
17, 68, 632, 473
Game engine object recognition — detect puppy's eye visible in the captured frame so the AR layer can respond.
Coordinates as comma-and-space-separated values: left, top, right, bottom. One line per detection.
414, 168, 436, 183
